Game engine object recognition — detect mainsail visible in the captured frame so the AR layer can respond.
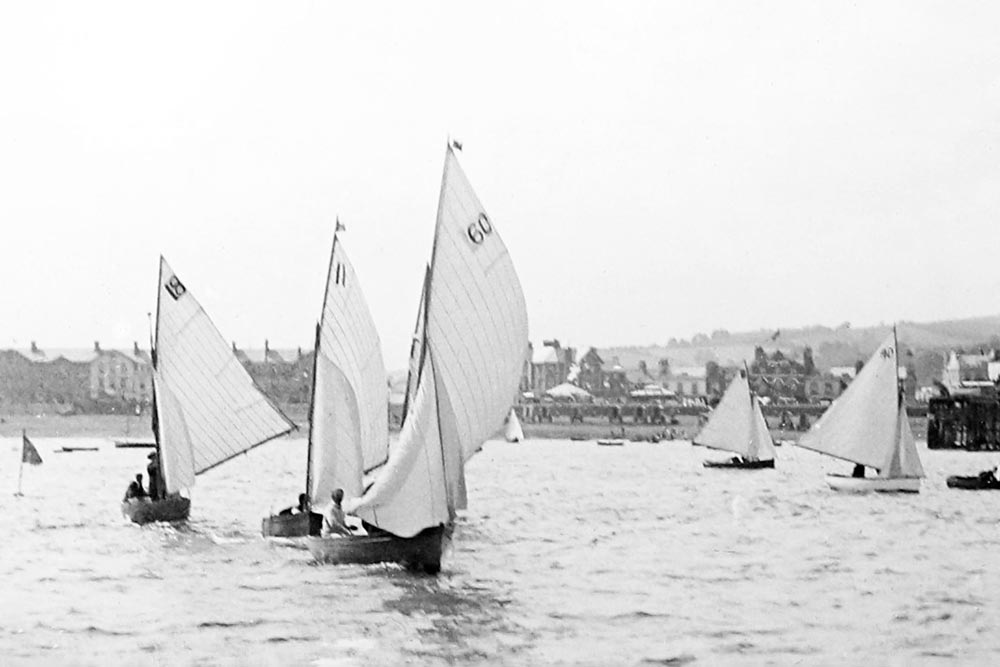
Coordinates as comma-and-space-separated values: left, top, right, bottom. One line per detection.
350, 144, 529, 537
797, 333, 923, 478
306, 233, 389, 504
694, 371, 775, 461
400, 265, 430, 427
154, 257, 296, 494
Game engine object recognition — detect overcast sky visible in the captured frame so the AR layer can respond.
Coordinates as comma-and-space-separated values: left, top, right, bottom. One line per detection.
1, 2, 998, 368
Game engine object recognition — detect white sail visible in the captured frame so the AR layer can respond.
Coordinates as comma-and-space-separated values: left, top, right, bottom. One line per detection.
154, 257, 295, 494
798, 333, 921, 476
694, 372, 774, 461
349, 145, 528, 534
425, 146, 530, 466
504, 408, 524, 443
880, 404, 924, 479
348, 354, 451, 537
401, 265, 429, 426
307, 235, 389, 504
750, 396, 776, 461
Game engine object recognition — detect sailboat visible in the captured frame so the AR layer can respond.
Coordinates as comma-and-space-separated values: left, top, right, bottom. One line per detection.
796, 330, 924, 493
694, 368, 775, 469
504, 408, 524, 443
122, 257, 297, 524
307, 143, 529, 573
261, 226, 388, 537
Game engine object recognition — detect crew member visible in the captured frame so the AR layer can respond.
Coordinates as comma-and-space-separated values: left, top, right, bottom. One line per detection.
322, 488, 352, 537
123, 474, 147, 501
279, 493, 309, 516
147, 452, 162, 500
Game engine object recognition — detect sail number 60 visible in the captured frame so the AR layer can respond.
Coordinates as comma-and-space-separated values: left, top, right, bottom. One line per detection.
466, 213, 493, 245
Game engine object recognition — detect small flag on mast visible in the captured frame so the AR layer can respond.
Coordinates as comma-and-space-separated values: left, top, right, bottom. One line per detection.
335, 218, 346, 232
22, 433, 42, 465
450, 139, 463, 151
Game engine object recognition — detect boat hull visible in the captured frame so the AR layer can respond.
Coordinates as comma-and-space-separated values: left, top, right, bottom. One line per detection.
826, 474, 920, 494
306, 524, 448, 574
261, 511, 323, 537
946, 474, 1000, 490
597, 439, 626, 447
114, 438, 157, 449
704, 458, 775, 469
122, 496, 191, 524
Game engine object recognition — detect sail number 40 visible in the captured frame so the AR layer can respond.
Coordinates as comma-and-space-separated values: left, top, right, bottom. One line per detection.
466, 213, 493, 245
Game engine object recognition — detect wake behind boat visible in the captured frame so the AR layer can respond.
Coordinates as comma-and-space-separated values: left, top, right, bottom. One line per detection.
307, 143, 529, 573
796, 329, 924, 493
694, 367, 775, 469
123, 257, 296, 525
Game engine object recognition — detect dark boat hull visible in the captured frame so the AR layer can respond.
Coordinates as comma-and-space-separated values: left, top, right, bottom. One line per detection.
306, 524, 448, 574
122, 496, 191, 524
704, 458, 775, 469
261, 511, 323, 537
946, 474, 1000, 490
114, 439, 157, 449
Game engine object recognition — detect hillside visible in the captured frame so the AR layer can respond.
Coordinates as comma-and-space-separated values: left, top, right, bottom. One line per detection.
597, 314, 1000, 381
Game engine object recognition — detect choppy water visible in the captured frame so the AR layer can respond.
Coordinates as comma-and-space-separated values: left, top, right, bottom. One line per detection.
2, 436, 999, 665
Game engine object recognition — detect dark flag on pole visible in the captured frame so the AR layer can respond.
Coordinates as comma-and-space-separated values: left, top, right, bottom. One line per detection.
335, 218, 346, 233
22, 433, 42, 465
450, 139, 463, 151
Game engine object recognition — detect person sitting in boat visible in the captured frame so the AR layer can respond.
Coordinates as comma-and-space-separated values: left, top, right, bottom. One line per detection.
976, 465, 1000, 486
852, 464, 865, 478
123, 474, 147, 502
322, 488, 352, 537
146, 452, 162, 500
279, 493, 309, 516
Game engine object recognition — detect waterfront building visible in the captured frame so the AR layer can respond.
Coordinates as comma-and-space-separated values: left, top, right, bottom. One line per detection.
233, 340, 313, 405
941, 350, 997, 394
526, 339, 575, 395
0, 341, 153, 413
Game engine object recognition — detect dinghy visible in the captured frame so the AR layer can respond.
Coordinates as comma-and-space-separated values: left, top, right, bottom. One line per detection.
504, 408, 524, 443
262, 224, 388, 538
694, 368, 775, 469
796, 330, 924, 493
113, 438, 156, 449
123, 257, 296, 524
307, 143, 529, 573
946, 470, 1000, 490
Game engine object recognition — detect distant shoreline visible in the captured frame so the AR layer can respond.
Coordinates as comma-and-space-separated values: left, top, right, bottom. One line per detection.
0, 411, 929, 442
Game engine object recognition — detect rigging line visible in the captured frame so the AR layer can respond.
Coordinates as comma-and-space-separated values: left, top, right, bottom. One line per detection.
196, 426, 296, 476
305, 321, 322, 501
